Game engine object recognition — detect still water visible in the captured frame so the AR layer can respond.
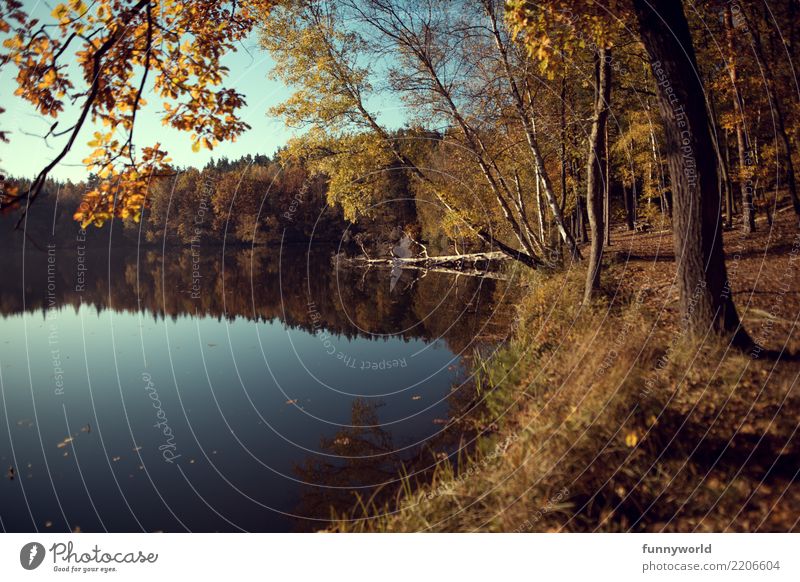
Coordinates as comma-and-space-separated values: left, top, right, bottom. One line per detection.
0, 245, 514, 531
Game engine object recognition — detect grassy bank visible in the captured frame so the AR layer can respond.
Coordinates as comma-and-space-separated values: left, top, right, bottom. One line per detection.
332, 223, 800, 532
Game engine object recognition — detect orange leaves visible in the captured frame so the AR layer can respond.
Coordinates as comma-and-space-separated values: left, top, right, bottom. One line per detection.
50, 4, 69, 22
74, 144, 170, 228
2, 0, 276, 226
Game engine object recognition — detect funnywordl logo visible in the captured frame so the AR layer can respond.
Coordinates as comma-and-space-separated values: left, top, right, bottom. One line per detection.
20, 542, 46, 570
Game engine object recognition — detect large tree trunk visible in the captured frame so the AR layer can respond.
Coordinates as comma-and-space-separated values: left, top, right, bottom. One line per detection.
560, 74, 569, 213
633, 0, 749, 345
585, 47, 612, 301
725, 5, 756, 233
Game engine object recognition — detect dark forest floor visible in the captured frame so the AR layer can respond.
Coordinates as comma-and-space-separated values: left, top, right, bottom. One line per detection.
603, 207, 799, 353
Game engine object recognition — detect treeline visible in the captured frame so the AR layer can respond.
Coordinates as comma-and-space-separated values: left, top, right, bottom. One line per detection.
1, 135, 476, 256
2, 154, 336, 246
1, 150, 421, 249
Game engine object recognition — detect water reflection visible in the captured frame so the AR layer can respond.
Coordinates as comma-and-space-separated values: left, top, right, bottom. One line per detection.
0, 244, 516, 531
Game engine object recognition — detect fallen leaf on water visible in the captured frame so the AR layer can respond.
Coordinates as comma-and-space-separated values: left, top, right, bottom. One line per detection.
56, 436, 74, 449
411, 395, 422, 400
286, 399, 298, 405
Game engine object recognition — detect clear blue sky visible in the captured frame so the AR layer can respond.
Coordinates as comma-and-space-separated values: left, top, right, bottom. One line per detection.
0, 3, 405, 182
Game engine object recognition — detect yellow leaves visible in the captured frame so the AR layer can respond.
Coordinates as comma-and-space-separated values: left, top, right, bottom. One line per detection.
74, 143, 170, 228
51, 4, 68, 21
40, 69, 57, 89
69, 0, 87, 13
624, 431, 639, 448
191, 136, 216, 153
81, 147, 106, 164
86, 131, 107, 148
2, 34, 23, 50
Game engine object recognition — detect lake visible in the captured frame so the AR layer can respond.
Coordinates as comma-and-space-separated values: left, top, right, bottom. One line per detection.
0, 243, 516, 531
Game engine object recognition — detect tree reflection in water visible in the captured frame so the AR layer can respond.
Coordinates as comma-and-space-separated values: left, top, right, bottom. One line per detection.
2, 244, 520, 528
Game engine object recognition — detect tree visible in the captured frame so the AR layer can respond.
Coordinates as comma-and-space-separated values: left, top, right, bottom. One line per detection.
585, 47, 612, 301
262, 0, 546, 267
723, 4, 756, 233
479, 0, 581, 260
0, 0, 275, 228
736, 1, 800, 225
630, 0, 748, 344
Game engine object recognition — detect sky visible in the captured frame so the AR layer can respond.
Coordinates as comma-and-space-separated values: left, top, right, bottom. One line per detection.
0, 1, 406, 183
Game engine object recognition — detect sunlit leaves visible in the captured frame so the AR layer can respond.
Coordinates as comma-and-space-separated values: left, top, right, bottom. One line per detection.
282, 130, 394, 222
0, 0, 275, 226
74, 144, 171, 228
261, 2, 373, 132
506, 0, 623, 76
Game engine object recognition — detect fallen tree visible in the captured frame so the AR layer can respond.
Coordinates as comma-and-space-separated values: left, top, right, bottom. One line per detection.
333, 251, 512, 279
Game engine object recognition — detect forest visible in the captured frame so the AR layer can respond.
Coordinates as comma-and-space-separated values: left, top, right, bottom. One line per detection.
1, 0, 799, 533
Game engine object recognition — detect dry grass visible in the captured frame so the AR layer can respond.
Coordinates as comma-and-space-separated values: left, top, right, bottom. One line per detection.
330, 255, 800, 532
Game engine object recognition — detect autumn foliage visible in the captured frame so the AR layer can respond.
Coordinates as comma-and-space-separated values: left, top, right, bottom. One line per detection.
0, 0, 274, 226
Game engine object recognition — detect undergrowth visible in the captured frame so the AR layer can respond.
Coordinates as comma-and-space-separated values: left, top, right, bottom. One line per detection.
329, 264, 800, 532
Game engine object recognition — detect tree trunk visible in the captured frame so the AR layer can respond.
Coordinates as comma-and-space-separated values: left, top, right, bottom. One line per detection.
633, 0, 749, 345
535, 165, 545, 240
724, 130, 738, 215
725, 5, 756, 233
623, 180, 635, 230
708, 88, 734, 228
604, 122, 611, 246
585, 47, 612, 301
560, 74, 569, 213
